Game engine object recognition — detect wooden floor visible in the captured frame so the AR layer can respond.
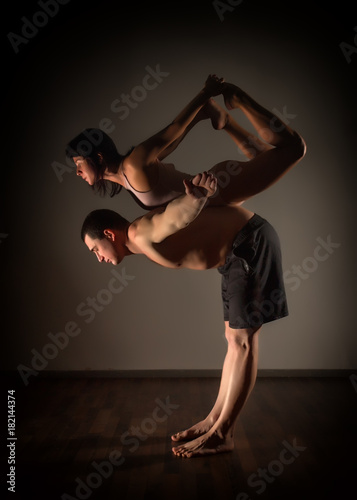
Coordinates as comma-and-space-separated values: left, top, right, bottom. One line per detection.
2, 375, 356, 500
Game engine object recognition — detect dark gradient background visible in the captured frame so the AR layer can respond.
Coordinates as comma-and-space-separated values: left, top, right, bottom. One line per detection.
2, 0, 356, 374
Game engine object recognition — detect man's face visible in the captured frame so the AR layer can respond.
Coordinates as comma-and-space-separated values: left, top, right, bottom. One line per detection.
84, 231, 123, 265
73, 156, 96, 185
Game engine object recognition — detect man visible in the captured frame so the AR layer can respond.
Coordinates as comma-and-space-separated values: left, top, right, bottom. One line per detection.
81, 171, 289, 457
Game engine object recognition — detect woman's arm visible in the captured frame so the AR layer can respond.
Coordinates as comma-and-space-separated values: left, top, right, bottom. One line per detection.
157, 111, 201, 161
123, 76, 224, 190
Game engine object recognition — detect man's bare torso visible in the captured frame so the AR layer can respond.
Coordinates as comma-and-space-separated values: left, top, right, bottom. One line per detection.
127, 205, 254, 270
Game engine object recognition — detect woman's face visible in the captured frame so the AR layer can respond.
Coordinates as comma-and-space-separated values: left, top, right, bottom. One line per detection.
73, 156, 97, 185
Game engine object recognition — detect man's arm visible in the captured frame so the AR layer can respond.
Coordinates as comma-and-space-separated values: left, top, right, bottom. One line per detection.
137, 172, 217, 244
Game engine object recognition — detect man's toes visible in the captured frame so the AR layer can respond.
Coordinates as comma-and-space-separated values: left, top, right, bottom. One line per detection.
173, 445, 187, 457
171, 431, 188, 441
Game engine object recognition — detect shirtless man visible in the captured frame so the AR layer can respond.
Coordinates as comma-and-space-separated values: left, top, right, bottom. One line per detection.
81, 171, 289, 457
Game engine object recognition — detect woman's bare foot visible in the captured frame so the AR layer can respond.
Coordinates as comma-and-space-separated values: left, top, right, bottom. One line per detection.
172, 428, 234, 458
203, 98, 229, 130
171, 416, 217, 442
222, 83, 246, 110
195, 98, 229, 130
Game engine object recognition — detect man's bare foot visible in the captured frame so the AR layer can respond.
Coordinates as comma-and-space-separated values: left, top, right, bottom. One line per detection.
172, 428, 234, 458
222, 83, 246, 110
171, 417, 216, 442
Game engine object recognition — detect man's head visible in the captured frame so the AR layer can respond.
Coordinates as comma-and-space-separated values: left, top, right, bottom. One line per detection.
81, 209, 130, 265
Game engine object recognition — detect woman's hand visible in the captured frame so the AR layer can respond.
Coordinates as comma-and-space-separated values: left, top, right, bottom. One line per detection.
204, 74, 225, 97
183, 171, 217, 199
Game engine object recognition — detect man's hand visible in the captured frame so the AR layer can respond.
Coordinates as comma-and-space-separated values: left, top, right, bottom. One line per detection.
183, 171, 217, 199
204, 74, 225, 97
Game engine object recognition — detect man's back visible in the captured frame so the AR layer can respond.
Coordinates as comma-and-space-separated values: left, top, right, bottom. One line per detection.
128, 204, 254, 270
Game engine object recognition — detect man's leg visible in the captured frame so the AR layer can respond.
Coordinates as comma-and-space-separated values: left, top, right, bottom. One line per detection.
172, 321, 237, 442
172, 325, 261, 457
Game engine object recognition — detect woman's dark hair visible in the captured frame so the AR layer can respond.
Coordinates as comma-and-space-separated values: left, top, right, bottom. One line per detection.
81, 209, 129, 242
66, 128, 133, 197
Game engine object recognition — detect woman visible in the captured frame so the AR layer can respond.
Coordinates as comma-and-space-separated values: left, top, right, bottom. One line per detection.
66, 75, 306, 209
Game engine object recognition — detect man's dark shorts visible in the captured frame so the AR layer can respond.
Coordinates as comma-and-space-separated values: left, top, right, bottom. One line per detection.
218, 214, 288, 329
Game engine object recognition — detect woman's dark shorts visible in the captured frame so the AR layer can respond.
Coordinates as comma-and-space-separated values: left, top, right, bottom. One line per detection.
218, 214, 288, 329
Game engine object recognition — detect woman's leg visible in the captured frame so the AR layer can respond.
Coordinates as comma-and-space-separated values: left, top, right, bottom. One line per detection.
208, 83, 306, 205
159, 98, 265, 162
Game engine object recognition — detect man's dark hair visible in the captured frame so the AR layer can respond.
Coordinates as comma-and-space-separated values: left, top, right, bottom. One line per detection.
81, 209, 129, 241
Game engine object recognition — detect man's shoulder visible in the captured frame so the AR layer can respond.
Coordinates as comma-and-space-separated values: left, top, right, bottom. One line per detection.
128, 207, 165, 245
128, 209, 163, 241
